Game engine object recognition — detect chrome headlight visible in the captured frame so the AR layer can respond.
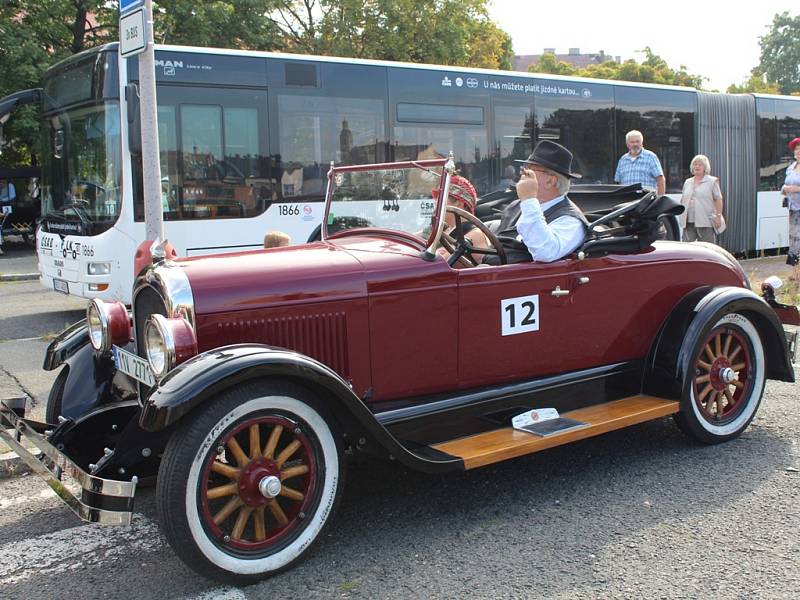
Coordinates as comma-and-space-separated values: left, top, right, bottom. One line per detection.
144, 314, 197, 380
86, 299, 131, 353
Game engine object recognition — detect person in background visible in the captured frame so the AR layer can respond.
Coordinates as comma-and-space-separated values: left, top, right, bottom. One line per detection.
780, 137, 800, 276
680, 154, 724, 243
0, 178, 17, 255
264, 230, 291, 248
615, 130, 666, 196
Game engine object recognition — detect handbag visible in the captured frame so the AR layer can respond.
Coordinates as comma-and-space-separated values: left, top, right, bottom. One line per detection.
713, 214, 727, 235
783, 196, 789, 208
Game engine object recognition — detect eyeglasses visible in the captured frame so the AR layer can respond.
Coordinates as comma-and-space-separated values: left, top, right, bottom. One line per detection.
519, 166, 553, 177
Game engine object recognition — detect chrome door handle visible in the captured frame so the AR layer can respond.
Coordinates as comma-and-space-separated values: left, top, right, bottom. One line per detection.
577, 276, 590, 285
551, 286, 570, 297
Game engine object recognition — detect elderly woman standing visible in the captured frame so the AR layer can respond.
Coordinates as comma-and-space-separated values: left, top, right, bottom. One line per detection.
780, 137, 800, 273
680, 154, 723, 243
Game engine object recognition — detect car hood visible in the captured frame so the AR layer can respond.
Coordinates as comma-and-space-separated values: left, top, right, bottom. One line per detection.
175, 237, 429, 315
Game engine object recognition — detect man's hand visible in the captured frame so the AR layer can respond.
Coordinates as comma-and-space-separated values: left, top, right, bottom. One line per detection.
516, 168, 538, 200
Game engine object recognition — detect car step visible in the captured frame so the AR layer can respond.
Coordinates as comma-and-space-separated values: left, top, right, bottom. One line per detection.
431, 395, 680, 469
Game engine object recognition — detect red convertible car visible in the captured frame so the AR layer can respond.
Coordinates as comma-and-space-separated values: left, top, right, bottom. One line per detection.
1, 157, 797, 584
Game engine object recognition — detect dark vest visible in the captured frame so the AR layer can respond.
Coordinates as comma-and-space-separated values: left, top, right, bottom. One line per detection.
485, 196, 590, 265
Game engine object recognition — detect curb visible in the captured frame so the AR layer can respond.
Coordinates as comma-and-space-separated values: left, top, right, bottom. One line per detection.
0, 272, 39, 282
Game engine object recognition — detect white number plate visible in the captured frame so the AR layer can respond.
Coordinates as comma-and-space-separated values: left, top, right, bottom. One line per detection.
53, 278, 69, 294
113, 346, 156, 387
501, 294, 540, 336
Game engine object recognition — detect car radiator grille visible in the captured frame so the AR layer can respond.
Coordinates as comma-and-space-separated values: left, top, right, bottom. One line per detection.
133, 285, 168, 398
215, 312, 350, 378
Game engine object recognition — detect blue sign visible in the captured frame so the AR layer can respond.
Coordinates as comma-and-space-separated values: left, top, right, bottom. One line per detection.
120, 0, 144, 14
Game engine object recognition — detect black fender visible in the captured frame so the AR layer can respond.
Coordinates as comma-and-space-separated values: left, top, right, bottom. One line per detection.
139, 344, 463, 474
43, 320, 139, 420
645, 286, 795, 399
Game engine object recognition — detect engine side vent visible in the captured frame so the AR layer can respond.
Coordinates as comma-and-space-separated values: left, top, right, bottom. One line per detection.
217, 312, 349, 377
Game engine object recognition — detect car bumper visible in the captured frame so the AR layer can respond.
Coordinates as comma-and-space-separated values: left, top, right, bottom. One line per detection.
0, 397, 137, 526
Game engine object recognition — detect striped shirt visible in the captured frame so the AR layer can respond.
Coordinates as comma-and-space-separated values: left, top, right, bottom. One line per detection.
614, 149, 664, 189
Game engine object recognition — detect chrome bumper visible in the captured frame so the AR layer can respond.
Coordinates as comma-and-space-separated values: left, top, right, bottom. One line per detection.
0, 397, 137, 526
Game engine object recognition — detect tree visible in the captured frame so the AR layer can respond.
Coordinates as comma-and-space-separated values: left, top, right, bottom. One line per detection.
529, 47, 706, 89
758, 11, 800, 95
272, 0, 513, 69
727, 68, 781, 94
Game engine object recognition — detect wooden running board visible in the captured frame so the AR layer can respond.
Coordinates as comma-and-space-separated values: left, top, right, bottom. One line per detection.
431, 395, 680, 470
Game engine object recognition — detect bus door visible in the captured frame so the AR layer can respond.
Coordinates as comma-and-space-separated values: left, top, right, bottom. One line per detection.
491, 99, 534, 192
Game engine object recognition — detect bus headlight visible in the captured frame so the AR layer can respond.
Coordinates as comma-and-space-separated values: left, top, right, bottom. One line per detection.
87, 262, 112, 275
144, 314, 197, 380
86, 299, 130, 353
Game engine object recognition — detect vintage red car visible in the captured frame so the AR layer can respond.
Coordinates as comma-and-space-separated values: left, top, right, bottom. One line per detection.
1, 157, 797, 584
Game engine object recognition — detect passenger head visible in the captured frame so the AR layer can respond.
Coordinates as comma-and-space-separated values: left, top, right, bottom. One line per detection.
625, 130, 644, 155
447, 174, 477, 214
789, 137, 800, 159
515, 140, 580, 200
264, 230, 291, 248
690, 154, 711, 176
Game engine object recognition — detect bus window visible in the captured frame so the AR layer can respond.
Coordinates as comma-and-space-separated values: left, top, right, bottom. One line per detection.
392, 124, 489, 195
492, 103, 533, 192
276, 95, 386, 201
534, 82, 614, 184
775, 98, 800, 184
134, 87, 271, 221
757, 97, 778, 192
614, 86, 696, 193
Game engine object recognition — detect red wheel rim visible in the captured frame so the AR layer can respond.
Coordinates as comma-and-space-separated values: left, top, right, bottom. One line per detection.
199, 414, 318, 552
693, 326, 753, 423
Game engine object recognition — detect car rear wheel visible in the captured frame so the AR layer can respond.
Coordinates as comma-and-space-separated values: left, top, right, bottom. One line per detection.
674, 313, 765, 444
156, 381, 343, 584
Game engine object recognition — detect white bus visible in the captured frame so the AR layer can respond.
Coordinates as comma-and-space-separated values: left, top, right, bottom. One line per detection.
2, 42, 798, 302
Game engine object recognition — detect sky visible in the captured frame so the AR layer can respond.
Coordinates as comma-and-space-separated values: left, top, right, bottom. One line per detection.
488, 1, 793, 91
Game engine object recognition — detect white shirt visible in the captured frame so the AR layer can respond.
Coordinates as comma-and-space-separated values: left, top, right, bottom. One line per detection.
515, 195, 586, 262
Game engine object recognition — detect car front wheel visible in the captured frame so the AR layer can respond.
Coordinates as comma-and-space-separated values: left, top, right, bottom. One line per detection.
674, 312, 766, 444
156, 381, 343, 584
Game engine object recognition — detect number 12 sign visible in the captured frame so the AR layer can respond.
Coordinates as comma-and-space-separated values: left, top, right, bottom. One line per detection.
119, 7, 147, 58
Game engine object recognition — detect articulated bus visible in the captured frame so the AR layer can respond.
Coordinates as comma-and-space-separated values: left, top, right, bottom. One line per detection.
2, 42, 800, 303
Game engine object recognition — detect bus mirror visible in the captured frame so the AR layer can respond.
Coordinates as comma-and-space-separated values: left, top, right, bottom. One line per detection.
126, 83, 141, 156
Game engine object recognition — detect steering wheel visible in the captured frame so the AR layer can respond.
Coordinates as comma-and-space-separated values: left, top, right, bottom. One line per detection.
439, 205, 507, 267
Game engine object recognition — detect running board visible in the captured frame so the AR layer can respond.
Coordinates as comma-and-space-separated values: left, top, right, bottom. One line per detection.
431, 395, 679, 470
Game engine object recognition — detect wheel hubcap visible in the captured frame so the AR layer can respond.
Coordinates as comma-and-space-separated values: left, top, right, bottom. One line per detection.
199, 415, 317, 551
693, 327, 752, 423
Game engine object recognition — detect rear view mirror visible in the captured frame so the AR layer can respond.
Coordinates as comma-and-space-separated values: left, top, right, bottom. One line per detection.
126, 83, 141, 156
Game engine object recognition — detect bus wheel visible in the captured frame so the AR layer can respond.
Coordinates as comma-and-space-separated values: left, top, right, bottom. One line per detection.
156, 381, 344, 584
674, 312, 766, 444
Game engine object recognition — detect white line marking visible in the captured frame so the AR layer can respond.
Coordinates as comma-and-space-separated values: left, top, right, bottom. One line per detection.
0, 514, 164, 584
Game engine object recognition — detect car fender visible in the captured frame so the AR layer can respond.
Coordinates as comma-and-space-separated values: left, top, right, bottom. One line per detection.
645, 286, 795, 398
139, 344, 463, 474
43, 318, 89, 370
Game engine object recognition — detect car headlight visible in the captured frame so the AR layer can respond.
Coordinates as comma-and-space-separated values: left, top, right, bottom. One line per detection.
144, 314, 197, 380
87, 262, 112, 275
86, 299, 130, 353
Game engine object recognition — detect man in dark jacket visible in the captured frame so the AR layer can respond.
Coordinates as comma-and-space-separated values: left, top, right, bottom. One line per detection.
485, 140, 589, 265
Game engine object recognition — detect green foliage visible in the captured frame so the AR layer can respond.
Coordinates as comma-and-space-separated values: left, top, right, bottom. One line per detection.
727, 68, 781, 94
529, 47, 706, 89
758, 11, 800, 95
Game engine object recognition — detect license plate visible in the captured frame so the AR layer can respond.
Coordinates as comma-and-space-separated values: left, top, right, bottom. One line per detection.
113, 346, 156, 387
53, 278, 69, 294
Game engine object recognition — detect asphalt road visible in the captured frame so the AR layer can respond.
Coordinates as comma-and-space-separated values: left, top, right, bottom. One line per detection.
1, 248, 799, 599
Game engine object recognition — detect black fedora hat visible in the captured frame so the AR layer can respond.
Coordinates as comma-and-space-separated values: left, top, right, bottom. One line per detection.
514, 140, 582, 179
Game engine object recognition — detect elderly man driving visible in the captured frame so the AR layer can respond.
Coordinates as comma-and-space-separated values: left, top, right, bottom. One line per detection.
484, 140, 589, 265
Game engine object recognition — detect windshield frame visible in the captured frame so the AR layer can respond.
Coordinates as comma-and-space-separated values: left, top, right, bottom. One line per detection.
322, 157, 455, 255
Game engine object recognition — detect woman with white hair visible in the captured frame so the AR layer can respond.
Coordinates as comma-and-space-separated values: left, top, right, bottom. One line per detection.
680, 154, 724, 243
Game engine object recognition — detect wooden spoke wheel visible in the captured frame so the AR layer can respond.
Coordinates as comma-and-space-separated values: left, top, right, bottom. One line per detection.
199, 414, 316, 551
692, 327, 753, 424
675, 313, 766, 444
157, 382, 343, 584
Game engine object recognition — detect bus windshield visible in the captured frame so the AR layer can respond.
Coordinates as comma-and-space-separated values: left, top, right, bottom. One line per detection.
41, 101, 122, 234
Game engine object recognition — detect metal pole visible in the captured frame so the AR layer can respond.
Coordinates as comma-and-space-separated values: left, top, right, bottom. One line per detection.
138, 0, 163, 243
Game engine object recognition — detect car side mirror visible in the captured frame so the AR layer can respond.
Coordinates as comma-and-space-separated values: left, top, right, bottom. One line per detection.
126, 83, 141, 156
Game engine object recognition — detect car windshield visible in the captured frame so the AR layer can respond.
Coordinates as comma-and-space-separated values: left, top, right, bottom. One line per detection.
40, 101, 122, 234
325, 160, 448, 244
